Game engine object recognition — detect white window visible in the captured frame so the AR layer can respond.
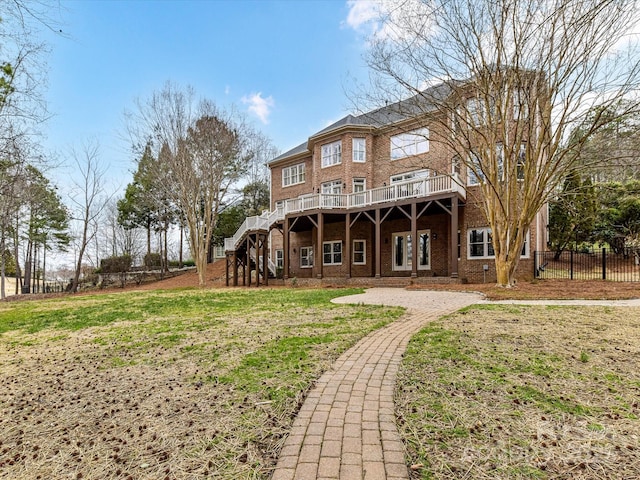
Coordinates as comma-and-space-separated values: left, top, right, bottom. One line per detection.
321, 140, 342, 167
353, 240, 366, 265
352, 178, 366, 192
390, 169, 430, 184
452, 155, 461, 177
468, 228, 494, 258
513, 88, 529, 121
467, 151, 484, 186
282, 163, 305, 187
392, 230, 431, 271
496, 143, 504, 180
275, 249, 284, 269
390, 128, 429, 160
300, 246, 313, 268
467, 97, 485, 126
468, 228, 529, 259
517, 143, 526, 180
323, 241, 342, 265
321, 180, 342, 194
352, 138, 366, 162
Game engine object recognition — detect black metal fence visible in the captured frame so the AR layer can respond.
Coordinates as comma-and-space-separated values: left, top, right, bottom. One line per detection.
534, 248, 640, 282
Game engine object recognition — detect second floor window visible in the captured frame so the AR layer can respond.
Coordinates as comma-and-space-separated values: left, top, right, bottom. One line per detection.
282, 163, 305, 187
322, 180, 342, 194
390, 128, 429, 160
353, 178, 366, 192
321, 140, 342, 167
352, 138, 366, 162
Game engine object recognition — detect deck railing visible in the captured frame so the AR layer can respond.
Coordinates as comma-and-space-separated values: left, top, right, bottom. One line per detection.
225, 174, 465, 251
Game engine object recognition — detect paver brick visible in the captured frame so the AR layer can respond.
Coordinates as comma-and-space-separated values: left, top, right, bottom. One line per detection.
271, 289, 481, 480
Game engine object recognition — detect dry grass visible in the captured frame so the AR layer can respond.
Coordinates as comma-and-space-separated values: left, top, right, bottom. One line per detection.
0, 288, 402, 479
397, 304, 640, 479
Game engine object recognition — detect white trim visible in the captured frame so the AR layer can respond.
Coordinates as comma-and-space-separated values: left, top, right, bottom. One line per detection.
390, 128, 429, 160
467, 228, 529, 259
321, 140, 342, 168
282, 163, 306, 187
392, 230, 431, 271
300, 246, 313, 268
322, 240, 342, 266
353, 239, 366, 265
352, 138, 366, 163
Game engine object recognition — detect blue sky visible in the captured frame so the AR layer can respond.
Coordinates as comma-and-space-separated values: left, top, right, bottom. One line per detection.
42, 0, 378, 190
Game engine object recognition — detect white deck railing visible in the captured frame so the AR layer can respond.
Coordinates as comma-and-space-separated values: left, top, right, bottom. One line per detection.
225, 174, 465, 252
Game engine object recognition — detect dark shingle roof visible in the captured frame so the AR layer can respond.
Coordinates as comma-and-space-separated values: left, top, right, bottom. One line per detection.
269, 82, 454, 164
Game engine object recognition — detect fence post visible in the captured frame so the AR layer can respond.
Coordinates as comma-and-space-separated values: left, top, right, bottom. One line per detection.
602, 248, 607, 280
533, 251, 538, 278
570, 250, 574, 280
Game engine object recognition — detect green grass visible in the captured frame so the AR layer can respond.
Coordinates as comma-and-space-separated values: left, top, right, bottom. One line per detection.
398, 304, 640, 480
0, 287, 404, 480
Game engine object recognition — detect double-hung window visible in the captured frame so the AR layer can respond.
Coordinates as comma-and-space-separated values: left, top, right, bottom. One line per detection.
352, 138, 366, 162
468, 228, 494, 258
468, 228, 529, 259
321, 141, 342, 167
323, 241, 342, 265
513, 88, 529, 121
467, 151, 484, 186
275, 249, 284, 269
517, 143, 526, 180
353, 240, 366, 265
390, 128, 429, 160
282, 163, 305, 187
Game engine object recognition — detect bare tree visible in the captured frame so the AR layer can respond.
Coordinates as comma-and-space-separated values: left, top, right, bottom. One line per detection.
126, 83, 252, 286
356, 0, 640, 286
68, 141, 111, 292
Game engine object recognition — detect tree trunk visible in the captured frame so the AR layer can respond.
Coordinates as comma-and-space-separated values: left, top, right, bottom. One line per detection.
495, 251, 519, 288
14, 214, 21, 294
179, 224, 183, 268
0, 234, 5, 300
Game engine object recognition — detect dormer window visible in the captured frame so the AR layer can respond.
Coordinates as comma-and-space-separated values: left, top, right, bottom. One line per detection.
321, 141, 342, 167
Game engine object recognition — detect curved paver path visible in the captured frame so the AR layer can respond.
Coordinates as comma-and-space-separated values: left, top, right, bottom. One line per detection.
271, 288, 483, 480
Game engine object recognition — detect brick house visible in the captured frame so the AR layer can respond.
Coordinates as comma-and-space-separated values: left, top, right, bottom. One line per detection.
224, 82, 548, 285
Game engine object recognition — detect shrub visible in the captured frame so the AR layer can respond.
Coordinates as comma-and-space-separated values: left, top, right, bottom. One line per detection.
144, 253, 162, 269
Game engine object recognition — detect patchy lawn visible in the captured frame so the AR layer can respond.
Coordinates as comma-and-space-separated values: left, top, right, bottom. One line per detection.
398, 304, 640, 479
0, 288, 403, 479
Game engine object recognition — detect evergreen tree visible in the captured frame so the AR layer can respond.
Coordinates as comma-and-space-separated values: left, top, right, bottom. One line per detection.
548, 171, 597, 258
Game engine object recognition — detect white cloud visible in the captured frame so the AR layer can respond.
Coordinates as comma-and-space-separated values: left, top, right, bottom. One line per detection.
345, 0, 380, 31
224, 85, 231, 95
241, 92, 275, 124
344, 0, 433, 42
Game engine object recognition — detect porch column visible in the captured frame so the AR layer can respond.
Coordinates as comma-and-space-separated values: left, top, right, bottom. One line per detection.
375, 208, 381, 278
411, 202, 418, 278
345, 212, 351, 278
283, 219, 289, 280
317, 213, 324, 279
246, 236, 251, 287
232, 252, 238, 286
450, 196, 459, 278
263, 233, 269, 286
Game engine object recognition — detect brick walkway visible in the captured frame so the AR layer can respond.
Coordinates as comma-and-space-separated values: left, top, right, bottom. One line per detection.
271, 289, 482, 480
